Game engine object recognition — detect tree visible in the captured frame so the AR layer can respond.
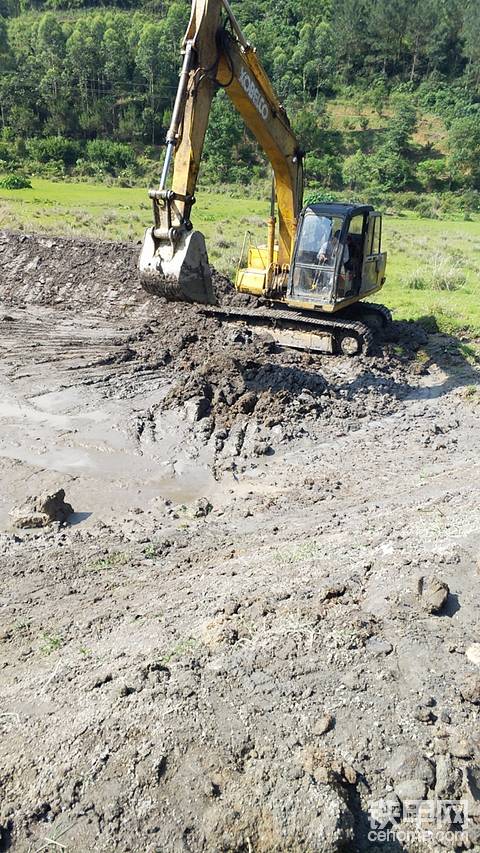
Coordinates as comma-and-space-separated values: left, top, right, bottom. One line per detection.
342, 150, 372, 191
447, 116, 480, 188
462, 0, 480, 90
135, 22, 165, 144
202, 92, 248, 183
386, 92, 417, 152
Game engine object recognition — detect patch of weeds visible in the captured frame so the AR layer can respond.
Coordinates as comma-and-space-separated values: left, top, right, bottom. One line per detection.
463, 385, 480, 405
87, 551, 128, 572
79, 646, 92, 656
161, 637, 197, 664
12, 620, 30, 636
41, 632, 63, 655
406, 253, 467, 292
87, 551, 128, 571
143, 543, 158, 559
458, 342, 480, 365
415, 349, 430, 364
406, 273, 427, 290
0, 174, 32, 189
393, 344, 406, 356
272, 540, 322, 565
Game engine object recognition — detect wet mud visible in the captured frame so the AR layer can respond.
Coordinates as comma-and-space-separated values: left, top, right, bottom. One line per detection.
1, 230, 480, 852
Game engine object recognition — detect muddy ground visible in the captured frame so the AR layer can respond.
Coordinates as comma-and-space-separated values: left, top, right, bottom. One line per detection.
0, 231, 480, 852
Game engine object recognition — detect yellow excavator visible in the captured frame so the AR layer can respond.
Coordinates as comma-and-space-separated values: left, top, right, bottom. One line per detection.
139, 0, 389, 355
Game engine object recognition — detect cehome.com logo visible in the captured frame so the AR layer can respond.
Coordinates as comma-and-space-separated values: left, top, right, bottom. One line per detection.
239, 68, 269, 120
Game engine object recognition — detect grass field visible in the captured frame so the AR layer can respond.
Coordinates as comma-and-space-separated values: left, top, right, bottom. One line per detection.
1, 177, 479, 339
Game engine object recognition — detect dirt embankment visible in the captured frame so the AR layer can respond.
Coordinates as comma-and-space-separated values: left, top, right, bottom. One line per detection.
1, 231, 480, 852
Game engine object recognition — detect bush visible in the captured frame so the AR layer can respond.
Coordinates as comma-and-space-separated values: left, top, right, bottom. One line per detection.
458, 190, 480, 213
86, 140, 136, 173
372, 144, 412, 191
0, 174, 32, 189
447, 116, 480, 190
342, 150, 373, 191
416, 158, 450, 192
0, 142, 15, 164
306, 153, 342, 188
27, 136, 82, 166
304, 189, 338, 205
414, 196, 442, 219
31, 159, 66, 179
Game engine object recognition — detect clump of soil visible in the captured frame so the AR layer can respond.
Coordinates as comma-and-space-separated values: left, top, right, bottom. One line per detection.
0, 229, 425, 438
162, 348, 328, 428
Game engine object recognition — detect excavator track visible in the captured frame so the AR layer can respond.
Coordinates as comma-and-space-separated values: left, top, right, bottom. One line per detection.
349, 301, 393, 329
200, 305, 375, 356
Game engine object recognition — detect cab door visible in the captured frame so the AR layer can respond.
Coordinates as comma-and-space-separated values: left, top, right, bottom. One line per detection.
361, 213, 387, 293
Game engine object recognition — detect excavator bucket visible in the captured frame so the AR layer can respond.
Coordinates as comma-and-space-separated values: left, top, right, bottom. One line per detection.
138, 227, 216, 305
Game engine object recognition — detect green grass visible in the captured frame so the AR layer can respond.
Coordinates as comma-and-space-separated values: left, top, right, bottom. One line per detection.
383, 218, 480, 336
40, 632, 63, 655
1, 177, 480, 338
86, 551, 128, 571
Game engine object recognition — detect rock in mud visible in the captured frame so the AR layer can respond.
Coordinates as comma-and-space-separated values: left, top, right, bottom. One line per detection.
435, 754, 462, 798
418, 575, 450, 613
465, 766, 480, 804
192, 497, 213, 518
366, 636, 393, 655
313, 714, 335, 736
387, 747, 435, 786
395, 779, 427, 802
9, 489, 74, 528
460, 674, 480, 705
466, 644, 480, 668
449, 738, 473, 759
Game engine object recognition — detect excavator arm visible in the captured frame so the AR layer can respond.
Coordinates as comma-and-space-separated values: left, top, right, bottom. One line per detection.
139, 0, 304, 304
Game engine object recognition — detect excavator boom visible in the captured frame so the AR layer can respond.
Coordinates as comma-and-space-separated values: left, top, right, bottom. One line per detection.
139, 0, 303, 304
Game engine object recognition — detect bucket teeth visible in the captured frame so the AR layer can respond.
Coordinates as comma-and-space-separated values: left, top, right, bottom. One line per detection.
138, 228, 216, 306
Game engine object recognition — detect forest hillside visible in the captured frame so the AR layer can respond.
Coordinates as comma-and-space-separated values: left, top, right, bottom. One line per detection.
0, 0, 479, 212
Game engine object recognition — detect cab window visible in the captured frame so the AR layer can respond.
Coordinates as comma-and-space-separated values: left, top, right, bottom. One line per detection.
296, 213, 344, 267
370, 217, 382, 255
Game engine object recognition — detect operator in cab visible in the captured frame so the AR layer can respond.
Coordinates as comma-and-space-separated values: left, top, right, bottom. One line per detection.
318, 229, 350, 272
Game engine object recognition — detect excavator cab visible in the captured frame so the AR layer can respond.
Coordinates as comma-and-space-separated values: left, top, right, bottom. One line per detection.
288, 203, 387, 312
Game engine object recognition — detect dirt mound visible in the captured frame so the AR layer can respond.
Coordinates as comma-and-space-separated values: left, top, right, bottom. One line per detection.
0, 229, 425, 441
0, 230, 143, 311
0, 230, 248, 311
164, 349, 329, 429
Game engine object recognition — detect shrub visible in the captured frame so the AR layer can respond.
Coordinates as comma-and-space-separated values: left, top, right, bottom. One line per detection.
342, 150, 376, 191
306, 153, 342, 188
0, 174, 32, 189
28, 136, 82, 166
86, 140, 136, 173
416, 158, 450, 192
304, 189, 337, 205
0, 142, 15, 164
414, 196, 442, 219
372, 144, 412, 191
